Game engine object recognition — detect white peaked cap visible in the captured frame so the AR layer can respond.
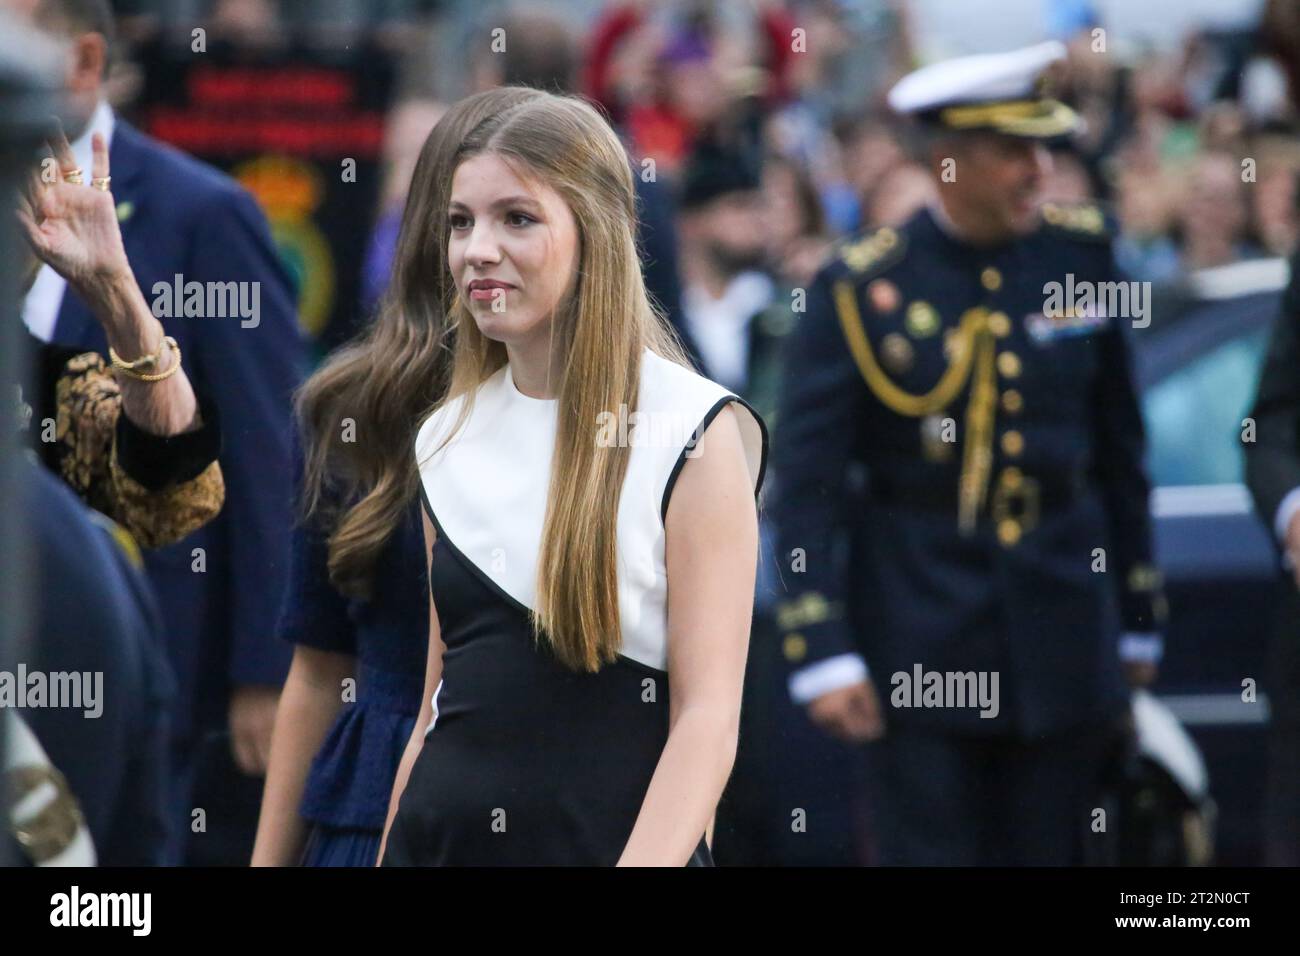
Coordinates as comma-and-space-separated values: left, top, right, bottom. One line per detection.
889, 41, 1068, 113
887, 41, 1080, 138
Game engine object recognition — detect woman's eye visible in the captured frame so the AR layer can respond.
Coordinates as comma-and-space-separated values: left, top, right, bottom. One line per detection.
506, 211, 536, 227
449, 215, 470, 230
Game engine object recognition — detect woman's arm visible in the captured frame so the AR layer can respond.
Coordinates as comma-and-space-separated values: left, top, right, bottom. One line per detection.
20, 131, 202, 437
250, 646, 353, 866
618, 404, 759, 866
376, 509, 445, 865
81, 269, 200, 436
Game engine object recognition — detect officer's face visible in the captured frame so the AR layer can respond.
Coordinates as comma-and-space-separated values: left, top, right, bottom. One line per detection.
940, 133, 1053, 238
447, 152, 579, 348
694, 190, 769, 275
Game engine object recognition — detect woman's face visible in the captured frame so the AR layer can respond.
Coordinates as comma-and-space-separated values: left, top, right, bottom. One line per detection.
448, 152, 579, 346
762, 163, 804, 251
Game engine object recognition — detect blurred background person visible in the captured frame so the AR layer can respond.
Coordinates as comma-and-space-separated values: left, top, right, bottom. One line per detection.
584, 0, 797, 178
676, 142, 774, 397
835, 114, 907, 232
1110, 150, 1181, 285
864, 160, 936, 230
359, 97, 448, 315
1174, 149, 1258, 274
1041, 145, 1095, 204
761, 152, 834, 290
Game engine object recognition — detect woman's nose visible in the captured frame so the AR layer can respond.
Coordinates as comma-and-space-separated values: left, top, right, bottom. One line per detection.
465, 223, 502, 266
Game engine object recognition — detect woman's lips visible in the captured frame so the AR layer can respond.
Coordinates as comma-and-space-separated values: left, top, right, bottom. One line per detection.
468, 282, 515, 302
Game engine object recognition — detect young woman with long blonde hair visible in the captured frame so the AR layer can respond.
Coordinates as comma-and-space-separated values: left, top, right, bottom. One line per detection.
252, 87, 548, 866
379, 91, 767, 866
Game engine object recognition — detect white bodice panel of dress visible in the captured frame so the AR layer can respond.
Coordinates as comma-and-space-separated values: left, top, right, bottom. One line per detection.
414, 348, 766, 671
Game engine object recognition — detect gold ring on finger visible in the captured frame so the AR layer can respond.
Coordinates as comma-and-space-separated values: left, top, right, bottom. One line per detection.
91, 176, 111, 191
63, 167, 84, 185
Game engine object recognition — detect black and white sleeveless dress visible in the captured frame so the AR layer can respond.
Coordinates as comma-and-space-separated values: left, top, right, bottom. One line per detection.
383, 348, 767, 866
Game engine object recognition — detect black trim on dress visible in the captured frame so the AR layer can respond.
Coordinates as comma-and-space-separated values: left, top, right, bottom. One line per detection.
659, 393, 770, 524
417, 481, 670, 677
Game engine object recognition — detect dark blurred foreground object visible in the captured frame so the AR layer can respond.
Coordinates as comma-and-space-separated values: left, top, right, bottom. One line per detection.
0, 7, 63, 869
16, 458, 176, 866
1243, 249, 1300, 866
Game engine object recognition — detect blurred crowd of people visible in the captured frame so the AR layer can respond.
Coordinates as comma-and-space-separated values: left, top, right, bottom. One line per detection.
97, 0, 1300, 321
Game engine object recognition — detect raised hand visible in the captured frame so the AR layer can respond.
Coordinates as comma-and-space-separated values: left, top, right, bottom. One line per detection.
16, 127, 130, 294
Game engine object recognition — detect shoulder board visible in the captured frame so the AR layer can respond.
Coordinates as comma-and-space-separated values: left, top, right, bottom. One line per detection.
87, 511, 144, 571
836, 226, 907, 277
1040, 202, 1112, 242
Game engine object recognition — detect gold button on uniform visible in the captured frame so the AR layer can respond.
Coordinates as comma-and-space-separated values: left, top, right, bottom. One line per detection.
1001, 430, 1025, 457
905, 300, 941, 338
783, 633, 807, 662
1001, 389, 1023, 414
997, 351, 1021, 378
1001, 466, 1023, 490
998, 519, 1022, 546
988, 311, 1011, 338
981, 267, 1003, 291
881, 332, 915, 374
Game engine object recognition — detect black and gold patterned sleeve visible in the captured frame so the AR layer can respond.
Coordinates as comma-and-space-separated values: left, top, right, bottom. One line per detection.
48, 348, 225, 548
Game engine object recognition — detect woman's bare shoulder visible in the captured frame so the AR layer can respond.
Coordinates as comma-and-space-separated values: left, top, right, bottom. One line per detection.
665, 403, 755, 526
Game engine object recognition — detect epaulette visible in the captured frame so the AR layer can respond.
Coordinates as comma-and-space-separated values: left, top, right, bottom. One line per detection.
1040, 202, 1111, 242
87, 511, 144, 571
835, 225, 907, 277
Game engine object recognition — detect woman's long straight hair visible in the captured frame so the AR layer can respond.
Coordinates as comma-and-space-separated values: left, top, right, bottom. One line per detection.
295, 87, 548, 599
427, 93, 690, 672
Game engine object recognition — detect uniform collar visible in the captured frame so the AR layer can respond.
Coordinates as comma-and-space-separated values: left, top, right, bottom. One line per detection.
922, 200, 1019, 255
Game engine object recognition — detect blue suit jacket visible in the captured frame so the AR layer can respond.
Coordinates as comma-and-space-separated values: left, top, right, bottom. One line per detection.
49, 120, 305, 742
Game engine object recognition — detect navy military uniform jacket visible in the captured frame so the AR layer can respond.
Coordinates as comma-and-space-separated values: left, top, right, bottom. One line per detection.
21, 459, 176, 865
772, 204, 1166, 738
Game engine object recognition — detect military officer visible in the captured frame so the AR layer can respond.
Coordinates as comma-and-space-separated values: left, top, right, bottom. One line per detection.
771, 42, 1167, 865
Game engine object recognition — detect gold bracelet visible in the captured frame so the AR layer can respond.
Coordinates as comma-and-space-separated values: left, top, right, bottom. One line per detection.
111, 336, 181, 382
109, 333, 166, 372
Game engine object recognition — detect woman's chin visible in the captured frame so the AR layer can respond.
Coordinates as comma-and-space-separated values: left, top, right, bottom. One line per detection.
472, 310, 545, 344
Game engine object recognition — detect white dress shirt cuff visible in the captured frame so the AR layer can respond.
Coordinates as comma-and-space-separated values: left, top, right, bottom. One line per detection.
788, 653, 869, 705
1119, 632, 1163, 665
